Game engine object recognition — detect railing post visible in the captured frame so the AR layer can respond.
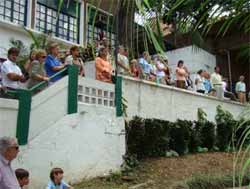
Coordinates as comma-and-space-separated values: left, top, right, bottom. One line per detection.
68, 65, 78, 114
16, 89, 32, 145
115, 76, 123, 117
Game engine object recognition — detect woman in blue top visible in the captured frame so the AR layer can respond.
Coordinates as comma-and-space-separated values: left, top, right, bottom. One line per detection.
47, 168, 73, 189
45, 43, 65, 82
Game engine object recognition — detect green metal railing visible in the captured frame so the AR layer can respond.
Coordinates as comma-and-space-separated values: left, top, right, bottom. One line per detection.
6, 65, 78, 145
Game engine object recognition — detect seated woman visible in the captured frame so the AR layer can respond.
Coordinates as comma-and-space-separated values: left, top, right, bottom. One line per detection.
28, 50, 49, 90
45, 43, 65, 82
95, 47, 113, 83
65, 46, 85, 76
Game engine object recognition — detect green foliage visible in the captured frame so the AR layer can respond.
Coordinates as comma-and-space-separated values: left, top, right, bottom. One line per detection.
126, 106, 247, 159
215, 105, 236, 151
170, 119, 192, 155
180, 173, 250, 189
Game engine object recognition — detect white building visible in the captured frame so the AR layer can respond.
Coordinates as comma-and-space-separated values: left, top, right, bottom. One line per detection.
0, 0, 117, 58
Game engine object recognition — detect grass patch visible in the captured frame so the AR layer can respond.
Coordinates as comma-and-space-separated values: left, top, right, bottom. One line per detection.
174, 174, 250, 189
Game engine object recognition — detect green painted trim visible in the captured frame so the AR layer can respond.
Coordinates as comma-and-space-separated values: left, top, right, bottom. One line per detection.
68, 64, 78, 114
16, 89, 32, 145
115, 76, 123, 117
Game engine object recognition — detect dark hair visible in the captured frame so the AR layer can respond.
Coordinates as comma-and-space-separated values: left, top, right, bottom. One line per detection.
214, 66, 220, 71
50, 168, 64, 182
15, 169, 29, 180
98, 47, 107, 57
70, 45, 79, 54
197, 69, 203, 75
177, 60, 184, 67
8, 47, 20, 56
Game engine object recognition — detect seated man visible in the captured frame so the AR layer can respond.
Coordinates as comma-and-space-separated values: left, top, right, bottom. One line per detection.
45, 43, 65, 82
0, 48, 25, 98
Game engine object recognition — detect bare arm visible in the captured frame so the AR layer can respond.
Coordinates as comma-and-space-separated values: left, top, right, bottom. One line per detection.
7, 73, 25, 82
51, 65, 65, 72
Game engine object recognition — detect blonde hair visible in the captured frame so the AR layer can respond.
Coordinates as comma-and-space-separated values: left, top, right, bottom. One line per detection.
130, 59, 137, 65
35, 49, 47, 59
47, 42, 59, 54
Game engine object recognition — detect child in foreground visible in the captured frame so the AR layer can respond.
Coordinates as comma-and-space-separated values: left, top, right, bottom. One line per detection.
15, 168, 30, 189
47, 168, 73, 189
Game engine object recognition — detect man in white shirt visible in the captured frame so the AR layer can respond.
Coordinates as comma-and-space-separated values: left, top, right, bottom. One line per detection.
117, 46, 129, 75
1, 48, 25, 95
210, 66, 223, 98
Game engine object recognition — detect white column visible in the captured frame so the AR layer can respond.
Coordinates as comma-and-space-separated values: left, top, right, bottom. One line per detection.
79, 1, 85, 46
26, 0, 33, 28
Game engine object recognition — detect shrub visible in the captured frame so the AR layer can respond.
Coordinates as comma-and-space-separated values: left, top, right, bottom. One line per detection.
170, 119, 192, 155
126, 116, 145, 159
215, 105, 236, 151
200, 121, 216, 150
143, 119, 171, 157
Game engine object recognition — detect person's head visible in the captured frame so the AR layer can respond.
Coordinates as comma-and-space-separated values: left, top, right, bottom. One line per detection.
48, 43, 59, 57
214, 66, 220, 73
143, 51, 149, 59
70, 45, 80, 57
35, 50, 47, 64
177, 60, 184, 68
102, 38, 110, 48
203, 71, 210, 79
98, 47, 108, 59
29, 50, 37, 61
15, 169, 30, 187
0, 137, 19, 161
8, 47, 20, 62
197, 69, 204, 76
118, 46, 125, 54
130, 59, 137, 67
239, 75, 245, 82
50, 168, 64, 184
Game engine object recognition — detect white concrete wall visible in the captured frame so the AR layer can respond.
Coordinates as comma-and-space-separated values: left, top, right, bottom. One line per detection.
13, 104, 125, 189
0, 21, 33, 58
165, 46, 216, 80
122, 77, 246, 122
78, 77, 115, 107
0, 98, 18, 137
29, 77, 68, 140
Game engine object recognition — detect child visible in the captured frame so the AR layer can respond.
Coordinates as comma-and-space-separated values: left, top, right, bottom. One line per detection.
47, 168, 73, 189
15, 168, 30, 189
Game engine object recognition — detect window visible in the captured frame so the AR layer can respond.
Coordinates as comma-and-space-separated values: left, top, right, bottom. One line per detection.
87, 6, 116, 47
36, 0, 80, 43
0, 0, 27, 25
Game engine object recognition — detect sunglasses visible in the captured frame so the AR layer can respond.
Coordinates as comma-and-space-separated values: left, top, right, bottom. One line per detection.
42, 56, 46, 58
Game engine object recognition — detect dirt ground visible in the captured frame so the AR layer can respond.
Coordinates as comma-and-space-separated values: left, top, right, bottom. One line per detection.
74, 152, 239, 189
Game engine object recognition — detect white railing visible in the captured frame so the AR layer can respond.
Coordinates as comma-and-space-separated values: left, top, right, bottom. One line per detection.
78, 77, 115, 108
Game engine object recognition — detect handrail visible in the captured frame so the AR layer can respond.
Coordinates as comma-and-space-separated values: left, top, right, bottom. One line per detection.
4, 65, 78, 145
6, 67, 68, 96
29, 67, 68, 92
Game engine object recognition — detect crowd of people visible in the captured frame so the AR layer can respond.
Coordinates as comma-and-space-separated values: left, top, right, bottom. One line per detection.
0, 39, 249, 104
0, 136, 73, 189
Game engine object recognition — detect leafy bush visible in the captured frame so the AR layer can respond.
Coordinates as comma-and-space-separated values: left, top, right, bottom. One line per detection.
170, 119, 192, 155
215, 105, 236, 151
126, 106, 245, 158
144, 119, 171, 157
